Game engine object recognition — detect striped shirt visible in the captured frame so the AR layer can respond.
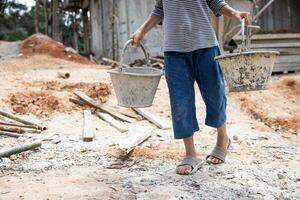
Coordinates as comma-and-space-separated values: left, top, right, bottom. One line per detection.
151, 0, 227, 52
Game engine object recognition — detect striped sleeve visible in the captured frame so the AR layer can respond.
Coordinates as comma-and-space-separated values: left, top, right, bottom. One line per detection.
206, 0, 227, 16
151, 0, 164, 20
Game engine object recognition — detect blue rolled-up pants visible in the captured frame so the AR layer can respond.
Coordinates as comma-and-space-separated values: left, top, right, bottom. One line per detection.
164, 46, 227, 139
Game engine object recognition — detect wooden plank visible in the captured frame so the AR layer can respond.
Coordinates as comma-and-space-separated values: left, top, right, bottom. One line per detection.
250, 33, 300, 40
96, 112, 128, 133
273, 63, 300, 72
0, 141, 42, 158
117, 130, 155, 156
74, 91, 135, 123
133, 108, 171, 130
83, 110, 94, 142
276, 55, 300, 63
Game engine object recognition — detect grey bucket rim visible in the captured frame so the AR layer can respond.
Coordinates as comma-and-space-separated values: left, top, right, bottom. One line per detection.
108, 67, 164, 77
214, 50, 280, 60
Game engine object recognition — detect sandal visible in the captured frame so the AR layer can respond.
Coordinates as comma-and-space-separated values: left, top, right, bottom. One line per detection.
176, 156, 205, 175
206, 139, 231, 164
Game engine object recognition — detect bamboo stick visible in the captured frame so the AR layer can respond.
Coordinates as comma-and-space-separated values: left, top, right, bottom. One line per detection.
0, 121, 38, 130
0, 111, 46, 130
0, 141, 42, 158
0, 131, 21, 138
57, 71, 70, 79
0, 126, 41, 134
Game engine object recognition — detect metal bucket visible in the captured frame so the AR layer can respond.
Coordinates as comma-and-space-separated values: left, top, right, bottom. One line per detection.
215, 19, 279, 92
108, 40, 164, 108
215, 51, 279, 92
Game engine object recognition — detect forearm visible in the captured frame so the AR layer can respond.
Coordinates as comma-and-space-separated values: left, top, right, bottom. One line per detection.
137, 16, 161, 35
219, 4, 239, 18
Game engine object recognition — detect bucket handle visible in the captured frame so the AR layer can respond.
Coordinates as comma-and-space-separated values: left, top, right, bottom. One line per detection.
240, 18, 246, 52
240, 18, 260, 52
119, 39, 150, 71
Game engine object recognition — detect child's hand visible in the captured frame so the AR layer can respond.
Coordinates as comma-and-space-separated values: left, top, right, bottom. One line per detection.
232, 11, 252, 25
130, 29, 145, 47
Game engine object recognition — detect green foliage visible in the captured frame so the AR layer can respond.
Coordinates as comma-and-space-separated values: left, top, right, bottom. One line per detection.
0, 0, 32, 41
0, 0, 86, 54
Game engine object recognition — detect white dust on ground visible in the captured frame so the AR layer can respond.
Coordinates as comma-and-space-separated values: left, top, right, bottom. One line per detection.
0, 55, 299, 199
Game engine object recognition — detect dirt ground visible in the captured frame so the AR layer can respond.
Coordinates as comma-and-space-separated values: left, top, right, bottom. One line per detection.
0, 40, 299, 199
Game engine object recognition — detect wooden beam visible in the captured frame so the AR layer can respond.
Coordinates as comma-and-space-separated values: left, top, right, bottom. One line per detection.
74, 91, 135, 123
83, 110, 94, 142
0, 141, 42, 158
133, 108, 171, 130
96, 112, 128, 133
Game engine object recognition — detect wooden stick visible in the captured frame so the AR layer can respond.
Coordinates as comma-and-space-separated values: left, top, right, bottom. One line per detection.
74, 91, 135, 123
96, 112, 128, 133
117, 108, 140, 119
0, 126, 41, 134
57, 71, 70, 79
118, 130, 155, 156
0, 141, 42, 158
0, 131, 21, 138
149, 57, 164, 63
102, 57, 130, 68
0, 111, 46, 130
83, 110, 94, 142
69, 97, 86, 106
0, 121, 38, 130
133, 108, 171, 130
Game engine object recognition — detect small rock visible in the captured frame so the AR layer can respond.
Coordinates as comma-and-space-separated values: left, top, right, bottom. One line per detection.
80, 147, 87, 153
136, 116, 143, 121
9, 154, 17, 161
277, 173, 285, 179
233, 135, 239, 141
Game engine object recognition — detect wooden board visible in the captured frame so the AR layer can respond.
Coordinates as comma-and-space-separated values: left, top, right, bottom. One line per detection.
74, 91, 135, 123
83, 110, 94, 142
133, 108, 171, 130
117, 130, 155, 156
96, 112, 128, 133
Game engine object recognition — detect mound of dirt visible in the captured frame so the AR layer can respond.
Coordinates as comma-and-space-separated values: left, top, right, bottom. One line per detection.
22, 81, 112, 103
7, 81, 111, 117
234, 76, 300, 134
21, 33, 93, 64
8, 91, 65, 117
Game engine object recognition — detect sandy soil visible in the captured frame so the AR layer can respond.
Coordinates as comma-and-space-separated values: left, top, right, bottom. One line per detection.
0, 53, 299, 200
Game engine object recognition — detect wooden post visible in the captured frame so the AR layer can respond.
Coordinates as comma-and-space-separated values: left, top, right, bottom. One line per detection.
35, 0, 40, 33
44, 0, 49, 35
82, 110, 94, 142
72, 11, 78, 51
82, 9, 90, 55
52, 0, 60, 41
90, 0, 104, 61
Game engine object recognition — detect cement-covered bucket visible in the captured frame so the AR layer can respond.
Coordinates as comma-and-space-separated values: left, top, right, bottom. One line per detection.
108, 40, 163, 108
215, 51, 279, 92
215, 19, 279, 92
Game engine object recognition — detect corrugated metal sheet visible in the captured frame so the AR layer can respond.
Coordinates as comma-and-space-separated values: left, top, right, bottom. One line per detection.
90, 0, 163, 61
